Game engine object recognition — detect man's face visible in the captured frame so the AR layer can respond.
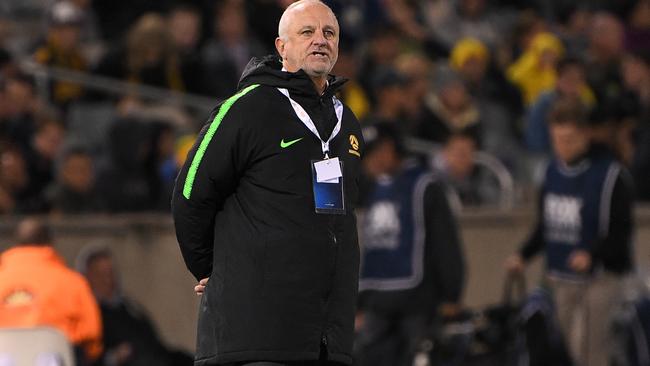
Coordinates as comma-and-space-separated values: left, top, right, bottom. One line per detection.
550, 123, 590, 163
169, 11, 200, 52
444, 136, 476, 180
363, 139, 400, 178
275, 3, 339, 78
61, 154, 94, 193
556, 65, 585, 98
86, 256, 117, 301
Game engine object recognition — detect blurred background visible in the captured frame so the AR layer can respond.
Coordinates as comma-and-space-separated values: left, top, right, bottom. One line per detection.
0, 0, 649, 363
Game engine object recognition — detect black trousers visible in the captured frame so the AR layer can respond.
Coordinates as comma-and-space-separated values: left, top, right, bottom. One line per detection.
225, 362, 346, 366
219, 345, 347, 366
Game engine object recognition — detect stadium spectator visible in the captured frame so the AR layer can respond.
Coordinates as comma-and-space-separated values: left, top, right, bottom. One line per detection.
93, 13, 185, 95
625, 0, 650, 53
417, 65, 481, 145
45, 146, 103, 214
585, 12, 625, 102
332, 46, 370, 121
395, 52, 436, 137
380, 0, 428, 42
22, 117, 65, 210
449, 37, 522, 117
506, 97, 634, 366
356, 123, 465, 366
243, 0, 288, 54
449, 37, 522, 165
33, 1, 87, 110
525, 57, 595, 155
95, 117, 159, 213
554, 4, 591, 58
0, 73, 42, 152
621, 50, 650, 201
431, 130, 500, 209
0, 217, 102, 364
0, 146, 31, 215
421, 0, 504, 50
148, 121, 177, 211
201, 0, 265, 99
358, 25, 402, 99
507, 32, 564, 106
167, 4, 204, 95
76, 245, 192, 366
91, 0, 173, 44
0, 47, 18, 79
362, 67, 412, 134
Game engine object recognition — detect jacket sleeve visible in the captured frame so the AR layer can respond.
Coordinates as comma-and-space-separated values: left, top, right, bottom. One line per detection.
520, 189, 545, 261
424, 181, 466, 304
72, 274, 103, 362
592, 171, 634, 273
172, 89, 256, 281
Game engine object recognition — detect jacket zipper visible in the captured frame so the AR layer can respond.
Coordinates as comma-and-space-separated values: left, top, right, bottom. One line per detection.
321, 219, 337, 354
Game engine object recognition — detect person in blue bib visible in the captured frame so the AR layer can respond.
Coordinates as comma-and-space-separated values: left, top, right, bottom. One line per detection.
506, 97, 634, 366
355, 123, 466, 366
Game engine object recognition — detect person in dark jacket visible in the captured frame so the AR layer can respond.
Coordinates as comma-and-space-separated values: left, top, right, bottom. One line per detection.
172, 1, 364, 365
355, 124, 465, 366
506, 97, 634, 366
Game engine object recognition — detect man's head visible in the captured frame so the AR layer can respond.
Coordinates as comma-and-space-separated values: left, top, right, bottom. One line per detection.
0, 147, 28, 193
275, 0, 339, 82
168, 5, 201, 53
450, 38, 489, 85
58, 147, 94, 193
14, 217, 53, 246
214, 1, 247, 42
47, 1, 84, 51
372, 67, 409, 114
621, 50, 650, 92
556, 57, 586, 98
33, 118, 65, 161
548, 97, 590, 164
443, 131, 478, 181
78, 246, 118, 302
361, 124, 405, 178
589, 12, 624, 61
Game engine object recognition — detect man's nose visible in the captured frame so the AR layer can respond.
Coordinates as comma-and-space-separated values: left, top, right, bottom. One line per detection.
312, 30, 326, 45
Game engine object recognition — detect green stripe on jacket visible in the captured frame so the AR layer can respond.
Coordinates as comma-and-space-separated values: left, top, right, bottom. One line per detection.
183, 84, 260, 199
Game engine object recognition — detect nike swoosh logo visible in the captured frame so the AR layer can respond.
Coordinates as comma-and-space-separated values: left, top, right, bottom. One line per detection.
280, 137, 303, 148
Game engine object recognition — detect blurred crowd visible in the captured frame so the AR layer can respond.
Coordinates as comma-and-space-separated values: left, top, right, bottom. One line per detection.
0, 0, 649, 216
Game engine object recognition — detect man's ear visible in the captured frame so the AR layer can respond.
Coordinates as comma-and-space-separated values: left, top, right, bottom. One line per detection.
275, 37, 285, 59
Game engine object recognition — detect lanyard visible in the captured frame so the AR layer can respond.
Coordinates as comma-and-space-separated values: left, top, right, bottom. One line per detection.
277, 87, 343, 157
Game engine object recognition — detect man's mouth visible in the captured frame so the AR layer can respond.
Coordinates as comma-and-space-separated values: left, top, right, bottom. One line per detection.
310, 51, 328, 57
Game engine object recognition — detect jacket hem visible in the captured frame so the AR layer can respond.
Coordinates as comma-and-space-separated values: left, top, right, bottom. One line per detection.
194, 350, 352, 365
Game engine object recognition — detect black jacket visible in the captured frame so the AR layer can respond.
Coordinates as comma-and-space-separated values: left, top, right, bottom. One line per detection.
172, 56, 364, 365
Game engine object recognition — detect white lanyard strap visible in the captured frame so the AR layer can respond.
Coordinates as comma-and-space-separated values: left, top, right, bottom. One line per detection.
277, 87, 343, 156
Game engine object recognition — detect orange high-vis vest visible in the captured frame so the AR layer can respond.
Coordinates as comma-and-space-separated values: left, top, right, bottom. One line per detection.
0, 246, 103, 360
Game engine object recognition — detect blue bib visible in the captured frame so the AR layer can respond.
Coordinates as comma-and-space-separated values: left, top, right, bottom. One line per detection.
359, 164, 434, 291
542, 157, 620, 279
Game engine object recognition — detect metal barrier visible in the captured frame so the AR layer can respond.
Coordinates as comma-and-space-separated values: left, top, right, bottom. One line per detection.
405, 137, 516, 210
19, 60, 217, 114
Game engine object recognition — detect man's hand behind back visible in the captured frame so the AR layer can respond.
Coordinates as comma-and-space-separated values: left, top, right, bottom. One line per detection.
194, 278, 209, 296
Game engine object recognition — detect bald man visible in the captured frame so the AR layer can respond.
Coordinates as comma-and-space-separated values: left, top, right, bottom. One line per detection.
172, 1, 364, 365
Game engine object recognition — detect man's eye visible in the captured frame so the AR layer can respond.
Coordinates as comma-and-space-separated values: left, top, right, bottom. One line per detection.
324, 30, 334, 38
302, 30, 313, 35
